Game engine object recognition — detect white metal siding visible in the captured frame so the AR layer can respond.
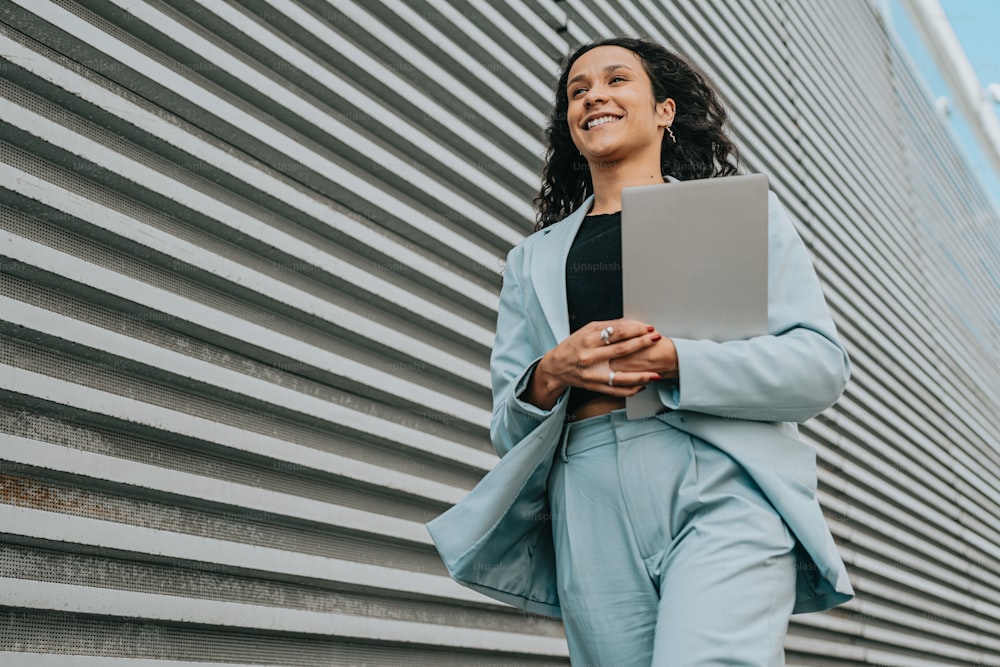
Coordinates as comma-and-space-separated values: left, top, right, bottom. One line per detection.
1, 0, 998, 665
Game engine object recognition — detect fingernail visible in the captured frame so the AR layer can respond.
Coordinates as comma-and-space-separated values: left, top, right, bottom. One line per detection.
652, 373, 662, 381
646, 325, 655, 332
650, 334, 662, 342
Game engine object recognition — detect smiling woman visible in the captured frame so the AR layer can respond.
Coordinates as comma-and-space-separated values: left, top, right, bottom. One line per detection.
536, 37, 741, 228
564, 49, 675, 210
427, 36, 854, 667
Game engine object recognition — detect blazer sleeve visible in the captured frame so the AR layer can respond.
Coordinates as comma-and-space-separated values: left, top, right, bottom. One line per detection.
657, 191, 851, 423
489, 244, 569, 458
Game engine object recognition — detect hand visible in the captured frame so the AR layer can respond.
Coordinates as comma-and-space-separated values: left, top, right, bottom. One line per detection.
609, 331, 678, 379
522, 319, 663, 409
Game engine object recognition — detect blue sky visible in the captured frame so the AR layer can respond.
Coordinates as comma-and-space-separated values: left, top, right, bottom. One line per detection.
887, 0, 1000, 214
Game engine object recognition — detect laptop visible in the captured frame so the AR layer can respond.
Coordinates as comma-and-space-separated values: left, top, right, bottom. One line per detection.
621, 173, 770, 418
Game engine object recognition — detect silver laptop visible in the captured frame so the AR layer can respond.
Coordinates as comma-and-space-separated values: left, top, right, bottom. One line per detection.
621, 174, 770, 418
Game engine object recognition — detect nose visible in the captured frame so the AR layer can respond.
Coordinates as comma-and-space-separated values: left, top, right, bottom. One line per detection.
583, 83, 608, 106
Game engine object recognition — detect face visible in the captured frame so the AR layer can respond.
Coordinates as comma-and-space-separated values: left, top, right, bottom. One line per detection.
565, 45, 675, 165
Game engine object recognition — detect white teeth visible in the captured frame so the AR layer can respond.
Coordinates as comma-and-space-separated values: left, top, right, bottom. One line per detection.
587, 115, 620, 130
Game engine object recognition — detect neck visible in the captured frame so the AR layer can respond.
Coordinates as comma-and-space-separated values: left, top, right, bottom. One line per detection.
587, 156, 666, 215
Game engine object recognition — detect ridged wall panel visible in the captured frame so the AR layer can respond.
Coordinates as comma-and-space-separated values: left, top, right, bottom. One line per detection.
1, 0, 998, 664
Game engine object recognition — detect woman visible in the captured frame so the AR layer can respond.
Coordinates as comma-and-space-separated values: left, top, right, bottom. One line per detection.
428, 37, 853, 666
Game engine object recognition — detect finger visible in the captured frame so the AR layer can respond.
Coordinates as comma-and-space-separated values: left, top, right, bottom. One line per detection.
584, 370, 659, 393
605, 332, 662, 360
611, 320, 656, 343
575, 334, 657, 372
590, 319, 654, 346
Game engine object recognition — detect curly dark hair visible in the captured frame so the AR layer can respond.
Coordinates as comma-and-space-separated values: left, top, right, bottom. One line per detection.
534, 37, 741, 229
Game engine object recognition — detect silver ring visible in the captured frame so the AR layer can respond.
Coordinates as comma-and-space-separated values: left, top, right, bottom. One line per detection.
600, 326, 614, 345
608, 370, 616, 386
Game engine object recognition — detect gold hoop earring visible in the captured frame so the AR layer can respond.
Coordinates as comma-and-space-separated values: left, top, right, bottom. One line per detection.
667, 126, 677, 144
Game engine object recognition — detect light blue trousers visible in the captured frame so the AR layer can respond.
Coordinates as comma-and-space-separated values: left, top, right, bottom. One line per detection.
547, 410, 797, 666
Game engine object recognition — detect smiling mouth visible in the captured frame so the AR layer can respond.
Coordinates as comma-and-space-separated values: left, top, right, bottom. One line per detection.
586, 115, 622, 130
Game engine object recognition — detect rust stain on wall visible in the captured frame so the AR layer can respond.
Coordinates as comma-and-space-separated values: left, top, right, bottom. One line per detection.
1, 474, 103, 518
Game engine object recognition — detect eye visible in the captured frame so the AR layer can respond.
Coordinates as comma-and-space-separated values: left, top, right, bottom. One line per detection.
609, 75, 626, 84
569, 86, 587, 98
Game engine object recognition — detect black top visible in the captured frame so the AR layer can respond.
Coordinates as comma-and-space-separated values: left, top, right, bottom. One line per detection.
565, 212, 623, 417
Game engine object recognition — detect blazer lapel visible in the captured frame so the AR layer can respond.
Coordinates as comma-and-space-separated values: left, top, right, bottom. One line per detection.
530, 196, 593, 344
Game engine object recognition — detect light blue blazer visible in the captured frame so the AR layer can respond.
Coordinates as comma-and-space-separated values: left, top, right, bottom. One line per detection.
427, 178, 855, 617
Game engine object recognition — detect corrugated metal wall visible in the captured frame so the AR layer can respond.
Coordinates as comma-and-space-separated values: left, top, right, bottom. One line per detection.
1, 0, 998, 665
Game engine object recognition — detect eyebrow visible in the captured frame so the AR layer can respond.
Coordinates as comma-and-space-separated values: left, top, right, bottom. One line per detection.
567, 63, 634, 89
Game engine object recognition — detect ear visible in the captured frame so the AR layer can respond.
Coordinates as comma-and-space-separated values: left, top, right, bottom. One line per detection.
655, 98, 676, 129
